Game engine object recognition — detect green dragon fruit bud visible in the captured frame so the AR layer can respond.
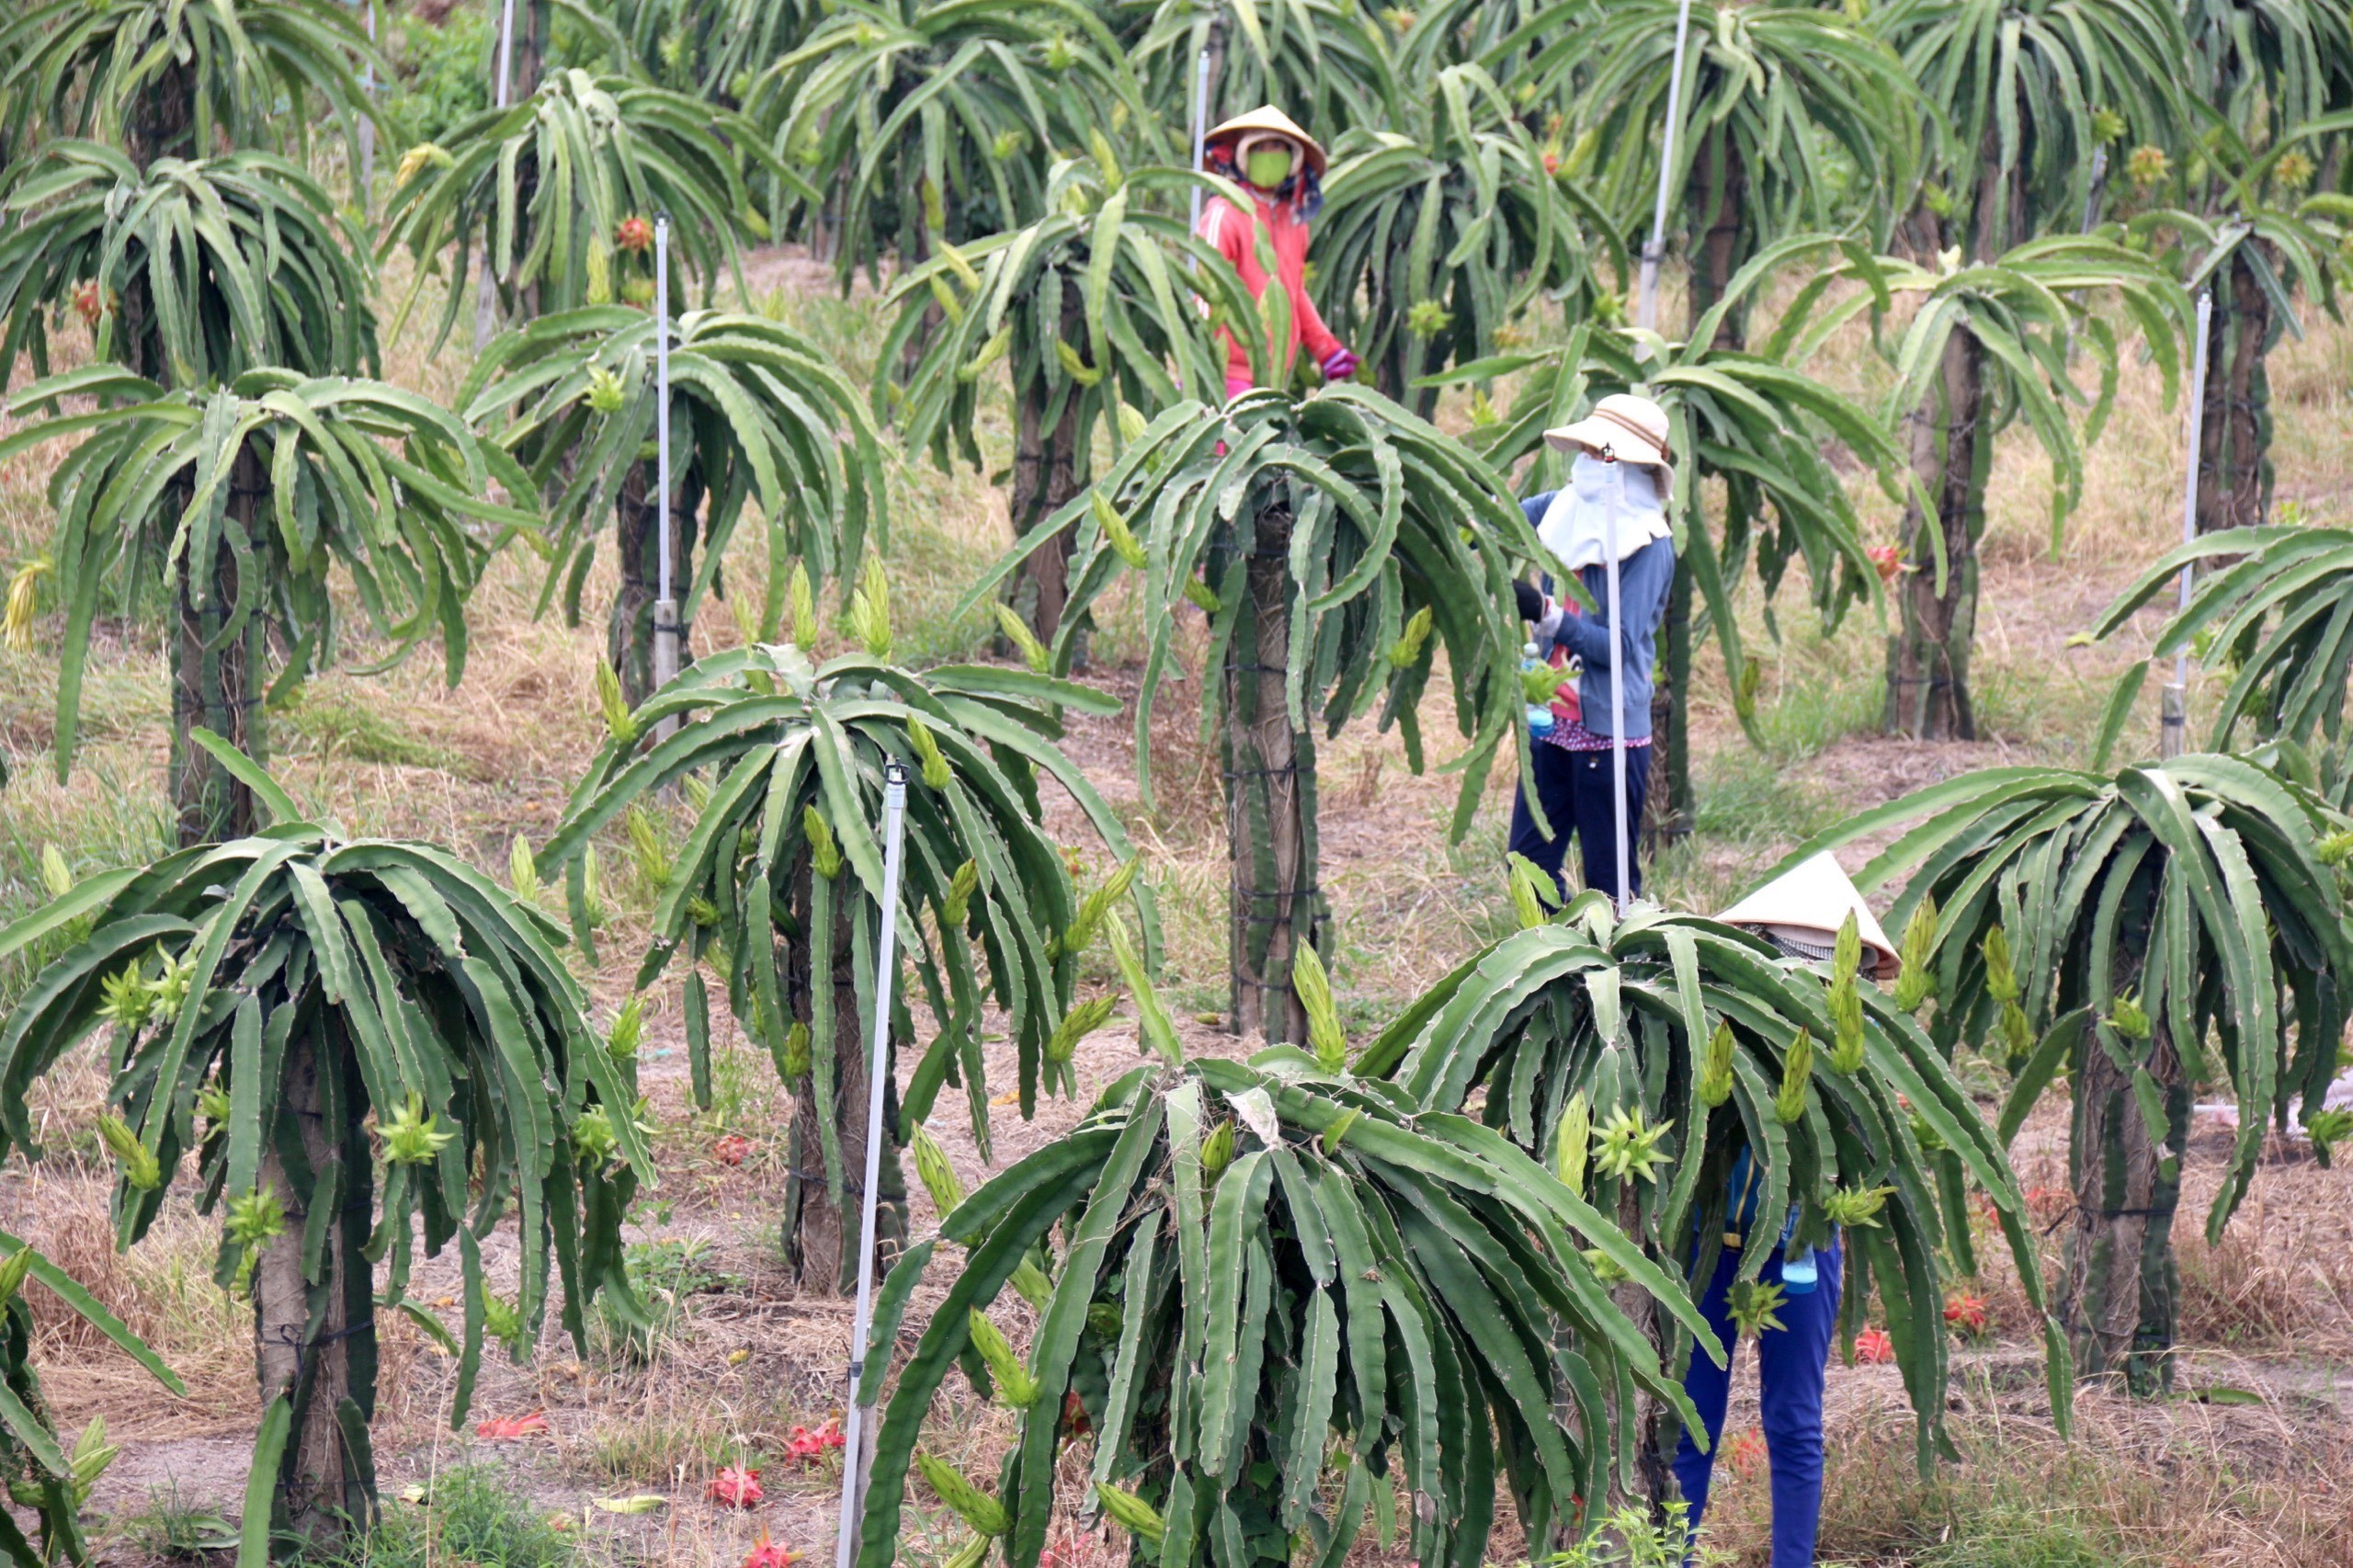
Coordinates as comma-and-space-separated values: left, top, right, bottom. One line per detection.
1892, 896, 1938, 1013
966, 1309, 1039, 1407
1555, 1092, 1589, 1193
96, 1114, 160, 1190
994, 603, 1050, 673
907, 716, 952, 790
1775, 1029, 1813, 1125
1982, 925, 2018, 1005
1698, 1018, 1736, 1107
1293, 942, 1347, 1074
1388, 605, 1434, 668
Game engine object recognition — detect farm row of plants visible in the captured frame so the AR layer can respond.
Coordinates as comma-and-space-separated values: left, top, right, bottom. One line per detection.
0, 0, 2349, 1564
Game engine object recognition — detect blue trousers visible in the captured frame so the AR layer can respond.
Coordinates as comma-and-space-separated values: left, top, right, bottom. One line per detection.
1507, 740, 1650, 903
1673, 1235, 1842, 1568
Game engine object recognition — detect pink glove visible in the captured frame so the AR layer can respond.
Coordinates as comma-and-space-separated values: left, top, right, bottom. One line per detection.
1321, 347, 1358, 381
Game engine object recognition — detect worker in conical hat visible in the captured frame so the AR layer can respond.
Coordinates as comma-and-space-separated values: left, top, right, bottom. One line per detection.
1196, 106, 1357, 400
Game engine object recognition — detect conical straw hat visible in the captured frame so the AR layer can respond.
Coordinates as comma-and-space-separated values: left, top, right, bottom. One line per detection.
1204, 105, 1328, 176
1716, 852, 1899, 981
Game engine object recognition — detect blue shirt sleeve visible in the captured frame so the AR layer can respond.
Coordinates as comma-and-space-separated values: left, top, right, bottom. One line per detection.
1551, 535, 1674, 672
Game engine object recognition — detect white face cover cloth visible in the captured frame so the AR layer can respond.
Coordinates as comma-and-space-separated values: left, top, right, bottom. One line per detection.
1535, 452, 1673, 574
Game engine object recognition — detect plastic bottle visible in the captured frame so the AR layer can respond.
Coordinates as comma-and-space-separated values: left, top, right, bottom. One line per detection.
1778, 1206, 1817, 1295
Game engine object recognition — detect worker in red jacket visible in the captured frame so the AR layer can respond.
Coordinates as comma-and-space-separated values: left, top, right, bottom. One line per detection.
1196, 106, 1358, 399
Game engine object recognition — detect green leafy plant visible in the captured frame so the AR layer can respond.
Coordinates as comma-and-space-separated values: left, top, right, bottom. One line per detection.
1125, 0, 1404, 134
967, 385, 1534, 1041
0, 0, 381, 170
463, 305, 885, 699
380, 67, 774, 347
1779, 753, 2353, 1392
850, 1052, 1719, 1567
0, 774, 650, 1556
0, 143, 375, 391
537, 634, 1152, 1290
0, 1236, 181, 1566
1789, 237, 2188, 738
879, 151, 1244, 642
1313, 62, 1610, 415
2092, 524, 2353, 762
1357, 892, 2067, 1475
745, 0, 1153, 288
0, 366, 529, 845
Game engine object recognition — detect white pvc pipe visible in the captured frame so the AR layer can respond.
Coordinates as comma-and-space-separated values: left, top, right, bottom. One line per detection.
835, 762, 912, 1568
1189, 46, 1211, 237
2166, 290, 2213, 755
655, 215, 674, 608
654, 215, 679, 733
1636, 0, 1696, 335
474, 0, 518, 347
358, 2, 376, 208
1604, 460, 1630, 913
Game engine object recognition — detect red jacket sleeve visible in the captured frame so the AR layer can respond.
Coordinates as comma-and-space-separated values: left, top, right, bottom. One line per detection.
1293, 277, 1343, 365
1199, 198, 1249, 268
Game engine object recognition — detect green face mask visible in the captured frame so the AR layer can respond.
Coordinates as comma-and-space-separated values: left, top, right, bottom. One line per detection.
1245, 147, 1293, 189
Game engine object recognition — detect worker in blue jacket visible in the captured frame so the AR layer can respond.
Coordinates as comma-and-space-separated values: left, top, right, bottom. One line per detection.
1674, 1143, 1843, 1566
1508, 392, 1677, 904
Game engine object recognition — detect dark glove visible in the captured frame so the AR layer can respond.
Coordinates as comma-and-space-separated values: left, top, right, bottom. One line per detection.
1513, 578, 1547, 623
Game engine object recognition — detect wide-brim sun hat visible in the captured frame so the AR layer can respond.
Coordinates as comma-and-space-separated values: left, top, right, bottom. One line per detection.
1716, 851, 1901, 981
1543, 392, 1674, 470
1203, 105, 1328, 177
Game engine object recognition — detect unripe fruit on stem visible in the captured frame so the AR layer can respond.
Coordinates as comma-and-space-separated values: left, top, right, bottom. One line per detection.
1555, 1092, 1589, 1193
1698, 1019, 1736, 1107
916, 1452, 1009, 1537
909, 1121, 964, 1216
966, 1309, 1039, 1407
1775, 1029, 1813, 1125
1096, 1483, 1166, 1542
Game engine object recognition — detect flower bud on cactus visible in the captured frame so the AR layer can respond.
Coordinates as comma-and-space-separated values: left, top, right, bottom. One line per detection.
1982, 925, 2018, 1004
97, 1114, 160, 1190
1182, 576, 1222, 615
940, 859, 980, 931
907, 716, 952, 790
910, 1121, 964, 1215
781, 1020, 812, 1078
1699, 1018, 1736, 1107
1821, 1184, 1893, 1229
1374, 597, 1430, 664
595, 659, 638, 744
967, 1309, 1039, 1406
1093, 491, 1146, 569
1775, 1029, 1813, 1125
916, 1452, 1009, 1537
803, 806, 842, 880
1096, 1483, 1166, 1542
608, 995, 644, 1061
1555, 1092, 1589, 1193
617, 215, 654, 254
847, 553, 892, 657
0, 1246, 31, 1311
2108, 992, 2151, 1041
1293, 942, 1347, 1074
586, 366, 626, 415
1199, 1118, 1234, 1177
1046, 995, 1119, 1065
1058, 857, 1139, 959
1893, 896, 1938, 1012
994, 603, 1051, 672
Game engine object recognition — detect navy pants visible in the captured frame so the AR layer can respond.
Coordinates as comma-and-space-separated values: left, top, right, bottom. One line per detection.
1507, 740, 1651, 903
1674, 1235, 1842, 1567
